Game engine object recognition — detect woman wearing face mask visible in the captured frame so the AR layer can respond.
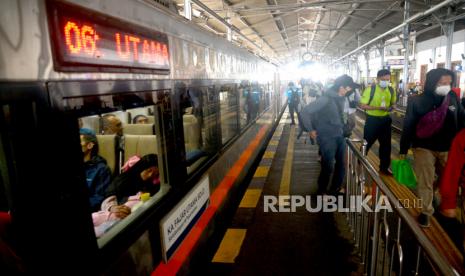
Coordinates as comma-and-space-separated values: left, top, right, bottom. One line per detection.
400, 68, 465, 227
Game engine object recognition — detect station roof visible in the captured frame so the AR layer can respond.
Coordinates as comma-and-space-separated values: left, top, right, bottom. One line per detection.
171, 0, 465, 63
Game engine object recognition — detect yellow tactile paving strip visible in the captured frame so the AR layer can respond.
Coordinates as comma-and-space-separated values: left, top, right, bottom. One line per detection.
239, 189, 263, 208
279, 125, 296, 196
211, 111, 289, 264
211, 229, 247, 263
253, 166, 270, 178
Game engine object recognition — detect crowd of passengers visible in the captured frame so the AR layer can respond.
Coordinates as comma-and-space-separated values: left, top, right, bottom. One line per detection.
80, 113, 160, 237
290, 68, 465, 251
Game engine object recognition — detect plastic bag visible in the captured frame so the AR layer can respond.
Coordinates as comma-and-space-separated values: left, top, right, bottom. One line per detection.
391, 159, 417, 189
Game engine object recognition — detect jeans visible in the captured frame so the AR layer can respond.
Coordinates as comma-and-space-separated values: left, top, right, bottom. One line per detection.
317, 136, 346, 194
363, 115, 392, 171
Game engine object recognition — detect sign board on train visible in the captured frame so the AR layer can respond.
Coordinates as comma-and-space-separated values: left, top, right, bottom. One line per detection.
46, 0, 170, 73
160, 176, 210, 262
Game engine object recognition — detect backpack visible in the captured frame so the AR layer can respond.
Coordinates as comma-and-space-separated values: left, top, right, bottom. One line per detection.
290, 89, 300, 105
367, 84, 394, 106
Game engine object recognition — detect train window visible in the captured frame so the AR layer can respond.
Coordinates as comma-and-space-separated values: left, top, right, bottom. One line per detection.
180, 86, 219, 174
219, 84, 239, 144
239, 81, 260, 128
66, 90, 170, 240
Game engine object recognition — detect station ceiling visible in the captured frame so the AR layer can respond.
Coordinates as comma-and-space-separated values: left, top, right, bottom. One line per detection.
172, 0, 465, 63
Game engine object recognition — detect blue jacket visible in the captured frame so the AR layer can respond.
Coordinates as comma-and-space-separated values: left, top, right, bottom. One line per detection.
84, 155, 111, 211
300, 89, 345, 142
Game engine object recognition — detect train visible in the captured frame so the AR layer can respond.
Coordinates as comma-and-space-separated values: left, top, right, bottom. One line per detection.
0, 0, 284, 274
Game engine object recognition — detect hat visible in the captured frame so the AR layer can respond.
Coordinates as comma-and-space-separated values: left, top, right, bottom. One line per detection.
333, 74, 360, 90
79, 128, 97, 143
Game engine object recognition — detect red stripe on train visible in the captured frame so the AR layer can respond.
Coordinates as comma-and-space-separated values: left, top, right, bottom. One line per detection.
152, 125, 269, 276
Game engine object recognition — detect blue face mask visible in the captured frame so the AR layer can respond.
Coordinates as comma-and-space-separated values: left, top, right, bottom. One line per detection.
379, 80, 389, 88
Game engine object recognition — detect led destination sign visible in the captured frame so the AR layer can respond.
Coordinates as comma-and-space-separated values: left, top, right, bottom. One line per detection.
47, 1, 170, 72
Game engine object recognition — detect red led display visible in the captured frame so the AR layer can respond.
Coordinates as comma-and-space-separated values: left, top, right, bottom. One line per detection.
47, 1, 170, 72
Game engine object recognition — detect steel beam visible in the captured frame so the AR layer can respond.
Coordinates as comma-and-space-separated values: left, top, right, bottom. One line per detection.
334, 0, 459, 62
445, 7, 455, 70
402, 0, 410, 97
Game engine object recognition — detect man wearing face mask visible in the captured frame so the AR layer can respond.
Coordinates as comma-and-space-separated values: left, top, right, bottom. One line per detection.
400, 68, 465, 227
301, 75, 360, 195
359, 69, 396, 174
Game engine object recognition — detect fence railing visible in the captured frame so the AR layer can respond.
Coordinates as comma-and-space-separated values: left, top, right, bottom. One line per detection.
345, 138, 459, 276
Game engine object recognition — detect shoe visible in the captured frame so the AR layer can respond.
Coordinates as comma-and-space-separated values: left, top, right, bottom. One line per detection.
379, 168, 393, 176
418, 213, 431, 228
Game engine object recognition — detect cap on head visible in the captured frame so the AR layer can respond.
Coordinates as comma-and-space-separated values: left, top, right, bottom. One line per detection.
377, 69, 391, 78
80, 128, 97, 143
333, 74, 360, 90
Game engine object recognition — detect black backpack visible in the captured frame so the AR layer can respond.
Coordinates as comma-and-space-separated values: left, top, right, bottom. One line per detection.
367, 84, 394, 105
290, 89, 300, 105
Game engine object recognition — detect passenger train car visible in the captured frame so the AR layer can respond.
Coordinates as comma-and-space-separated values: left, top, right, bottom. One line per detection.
0, 0, 283, 274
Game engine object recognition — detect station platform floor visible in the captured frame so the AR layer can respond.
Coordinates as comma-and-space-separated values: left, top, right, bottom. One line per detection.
205, 111, 363, 276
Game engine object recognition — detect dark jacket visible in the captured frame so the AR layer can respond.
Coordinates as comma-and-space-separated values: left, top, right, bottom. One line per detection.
84, 155, 111, 211
301, 88, 345, 142
400, 69, 465, 154
105, 154, 159, 204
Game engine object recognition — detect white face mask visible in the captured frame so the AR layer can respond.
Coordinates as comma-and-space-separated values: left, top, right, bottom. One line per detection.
379, 80, 389, 88
435, 85, 451, 96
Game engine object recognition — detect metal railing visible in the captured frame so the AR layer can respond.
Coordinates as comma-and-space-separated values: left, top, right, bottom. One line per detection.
345, 139, 460, 276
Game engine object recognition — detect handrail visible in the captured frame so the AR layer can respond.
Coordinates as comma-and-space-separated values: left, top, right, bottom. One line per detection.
345, 138, 459, 276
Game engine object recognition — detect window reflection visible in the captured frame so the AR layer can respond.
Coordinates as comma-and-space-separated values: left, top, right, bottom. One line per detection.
219, 84, 238, 144
180, 86, 219, 174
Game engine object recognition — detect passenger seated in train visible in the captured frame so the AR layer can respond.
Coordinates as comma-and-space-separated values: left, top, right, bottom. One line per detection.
103, 154, 160, 207
102, 114, 123, 136
132, 114, 149, 124
102, 114, 124, 151
301, 75, 360, 195
91, 155, 160, 237
399, 68, 465, 227
80, 128, 112, 212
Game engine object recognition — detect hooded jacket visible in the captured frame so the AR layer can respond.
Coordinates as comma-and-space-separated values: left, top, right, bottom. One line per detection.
301, 88, 346, 141
400, 68, 465, 154
84, 155, 111, 212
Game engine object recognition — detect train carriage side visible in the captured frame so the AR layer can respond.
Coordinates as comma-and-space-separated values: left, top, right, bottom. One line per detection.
0, 0, 283, 274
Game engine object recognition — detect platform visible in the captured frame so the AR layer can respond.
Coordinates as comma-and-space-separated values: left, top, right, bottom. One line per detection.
206, 112, 362, 275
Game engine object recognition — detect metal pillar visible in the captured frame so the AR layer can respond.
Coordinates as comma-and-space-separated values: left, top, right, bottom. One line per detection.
365, 52, 370, 84
445, 8, 455, 70
226, 17, 232, 41
402, 0, 410, 97
431, 47, 436, 69
378, 42, 385, 69
184, 0, 192, 20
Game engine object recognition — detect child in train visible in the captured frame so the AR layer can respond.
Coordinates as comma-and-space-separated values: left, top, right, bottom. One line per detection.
103, 154, 160, 208
80, 128, 112, 212
92, 154, 160, 237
